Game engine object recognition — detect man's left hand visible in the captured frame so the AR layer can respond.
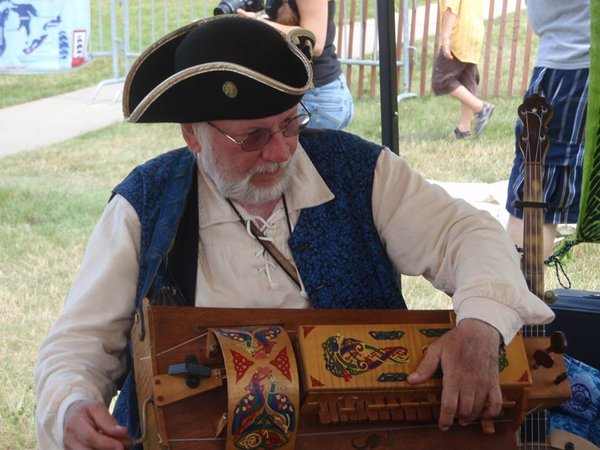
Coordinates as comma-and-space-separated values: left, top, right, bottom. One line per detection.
407, 318, 503, 430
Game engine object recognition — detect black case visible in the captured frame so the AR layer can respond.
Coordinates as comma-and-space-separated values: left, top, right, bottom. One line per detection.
546, 288, 600, 370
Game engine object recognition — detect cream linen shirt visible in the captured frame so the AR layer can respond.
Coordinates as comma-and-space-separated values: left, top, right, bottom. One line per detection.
35, 145, 554, 448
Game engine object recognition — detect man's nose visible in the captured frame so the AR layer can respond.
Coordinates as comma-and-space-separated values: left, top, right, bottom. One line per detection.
260, 132, 292, 162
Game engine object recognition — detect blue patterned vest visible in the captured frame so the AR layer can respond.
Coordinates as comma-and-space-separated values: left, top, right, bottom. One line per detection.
111, 129, 406, 442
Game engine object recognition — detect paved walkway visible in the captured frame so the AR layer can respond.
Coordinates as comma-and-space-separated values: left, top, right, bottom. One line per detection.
0, 81, 124, 158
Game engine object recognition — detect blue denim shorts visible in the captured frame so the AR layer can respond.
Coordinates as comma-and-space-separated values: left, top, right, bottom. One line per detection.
302, 74, 354, 130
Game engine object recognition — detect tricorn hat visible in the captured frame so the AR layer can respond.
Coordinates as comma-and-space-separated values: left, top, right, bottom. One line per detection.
123, 15, 315, 123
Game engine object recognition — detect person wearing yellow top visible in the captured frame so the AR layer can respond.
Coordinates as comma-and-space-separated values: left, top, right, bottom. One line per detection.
431, 0, 495, 138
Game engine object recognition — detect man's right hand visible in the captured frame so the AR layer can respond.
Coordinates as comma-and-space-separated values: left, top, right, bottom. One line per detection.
63, 400, 131, 450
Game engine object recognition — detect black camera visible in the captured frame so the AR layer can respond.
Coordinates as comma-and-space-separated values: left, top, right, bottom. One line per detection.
213, 0, 265, 15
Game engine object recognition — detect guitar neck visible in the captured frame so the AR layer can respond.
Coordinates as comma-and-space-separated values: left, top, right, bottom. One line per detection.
517, 94, 553, 446
522, 162, 545, 302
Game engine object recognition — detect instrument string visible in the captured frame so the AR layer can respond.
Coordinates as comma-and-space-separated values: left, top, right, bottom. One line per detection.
167, 421, 514, 442
154, 331, 209, 357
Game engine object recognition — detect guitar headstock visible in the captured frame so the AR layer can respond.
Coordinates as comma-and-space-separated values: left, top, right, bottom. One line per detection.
518, 93, 553, 164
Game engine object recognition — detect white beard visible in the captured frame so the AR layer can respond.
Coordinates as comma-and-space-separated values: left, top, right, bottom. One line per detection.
194, 123, 298, 204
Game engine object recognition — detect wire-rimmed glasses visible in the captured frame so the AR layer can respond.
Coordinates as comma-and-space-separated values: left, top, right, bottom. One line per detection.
207, 103, 311, 152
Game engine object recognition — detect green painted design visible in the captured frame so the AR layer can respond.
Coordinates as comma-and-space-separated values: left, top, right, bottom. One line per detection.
419, 328, 450, 338
377, 372, 409, 382
499, 346, 509, 372
368, 330, 405, 340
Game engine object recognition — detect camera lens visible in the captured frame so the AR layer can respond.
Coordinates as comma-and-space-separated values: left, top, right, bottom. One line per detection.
213, 0, 263, 15
213, 4, 231, 14
213, 0, 243, 15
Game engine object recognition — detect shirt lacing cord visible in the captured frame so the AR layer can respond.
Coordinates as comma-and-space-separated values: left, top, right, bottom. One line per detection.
242, 212, 308, 298
244, 217, 280, 290
254, 248, 280, 290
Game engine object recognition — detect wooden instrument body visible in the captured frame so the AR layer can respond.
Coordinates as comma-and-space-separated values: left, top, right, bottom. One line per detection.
131, 300, 570, 450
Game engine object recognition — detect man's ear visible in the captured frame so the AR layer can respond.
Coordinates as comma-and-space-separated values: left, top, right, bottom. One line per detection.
181, 123, 202, 153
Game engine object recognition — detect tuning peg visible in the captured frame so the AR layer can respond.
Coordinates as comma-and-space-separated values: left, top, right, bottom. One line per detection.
532, 331, 568, 369
554, 372, 569, 385
547, 331, 567, 354
533, 349, 554, 369
543, 290, 558, 304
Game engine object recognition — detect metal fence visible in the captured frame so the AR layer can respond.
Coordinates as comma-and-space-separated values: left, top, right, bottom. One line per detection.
90, 0, 534, 101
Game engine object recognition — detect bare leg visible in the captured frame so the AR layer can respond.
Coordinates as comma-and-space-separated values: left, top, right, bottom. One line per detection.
448, 85, 484, 132
506, 214, 559, 259
459, 102, 474, 132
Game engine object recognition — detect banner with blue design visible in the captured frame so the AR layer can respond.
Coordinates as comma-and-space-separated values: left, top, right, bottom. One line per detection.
0, 0, 90, 73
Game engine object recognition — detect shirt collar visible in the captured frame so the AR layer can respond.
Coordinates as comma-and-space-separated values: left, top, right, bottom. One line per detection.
197, 143, 334, 228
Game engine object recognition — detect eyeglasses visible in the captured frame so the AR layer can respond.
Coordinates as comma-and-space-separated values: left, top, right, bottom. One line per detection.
207, 103, 311, 152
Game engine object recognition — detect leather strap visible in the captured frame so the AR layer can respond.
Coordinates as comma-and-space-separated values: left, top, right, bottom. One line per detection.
247, 221, 301, 288
227, 198, 301, 288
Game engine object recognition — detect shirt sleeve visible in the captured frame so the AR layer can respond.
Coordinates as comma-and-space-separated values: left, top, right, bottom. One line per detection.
372, 148, 554, 343
35, 194, 141, 448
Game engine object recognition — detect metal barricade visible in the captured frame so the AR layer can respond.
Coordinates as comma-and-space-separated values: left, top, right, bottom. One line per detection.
90, 0, 415, 102
90, 0, 214, 102
89, 0, 534, 103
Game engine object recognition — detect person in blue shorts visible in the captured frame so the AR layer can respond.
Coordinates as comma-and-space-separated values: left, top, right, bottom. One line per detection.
237, 0, 354, 130
506, 0, 590, 259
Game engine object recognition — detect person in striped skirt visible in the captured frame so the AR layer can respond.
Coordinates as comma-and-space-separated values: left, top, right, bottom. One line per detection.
506, 0, 590, 259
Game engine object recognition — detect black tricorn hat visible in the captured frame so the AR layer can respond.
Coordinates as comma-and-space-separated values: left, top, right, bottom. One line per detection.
123, 15, 315, 123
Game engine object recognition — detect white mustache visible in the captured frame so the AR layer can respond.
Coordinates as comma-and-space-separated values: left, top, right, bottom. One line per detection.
250, 160, 288, 176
